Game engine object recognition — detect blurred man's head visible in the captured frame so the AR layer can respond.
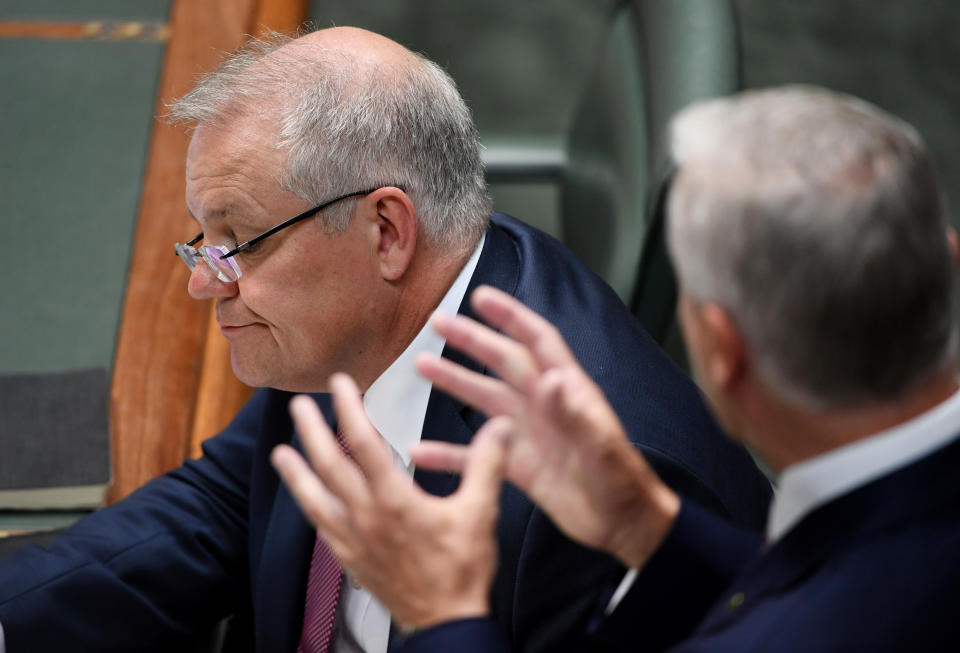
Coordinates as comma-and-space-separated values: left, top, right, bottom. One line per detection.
666, 86, 957, 456
167, 28, 491, 392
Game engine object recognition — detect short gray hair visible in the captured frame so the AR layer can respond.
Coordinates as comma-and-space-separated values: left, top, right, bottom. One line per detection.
667, 85, 956, 408
167, 32, 491, 254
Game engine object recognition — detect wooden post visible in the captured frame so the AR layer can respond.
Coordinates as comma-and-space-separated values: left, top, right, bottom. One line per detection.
108, 0, 309, 502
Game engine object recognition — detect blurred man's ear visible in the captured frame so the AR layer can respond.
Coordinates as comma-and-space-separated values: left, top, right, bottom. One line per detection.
698, 303, 746, 392
946, 227, 959, 267
678, 293, 746, 395
369, 186, 417, 281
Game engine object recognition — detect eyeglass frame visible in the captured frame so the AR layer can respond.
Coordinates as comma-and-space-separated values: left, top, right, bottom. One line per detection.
174, 185, 405, 281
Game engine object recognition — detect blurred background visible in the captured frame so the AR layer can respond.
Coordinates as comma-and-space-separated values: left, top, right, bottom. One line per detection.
0, 0, 958, 519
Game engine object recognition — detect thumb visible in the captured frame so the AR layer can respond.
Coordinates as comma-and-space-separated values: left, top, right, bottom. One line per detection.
410, 440, 470, 474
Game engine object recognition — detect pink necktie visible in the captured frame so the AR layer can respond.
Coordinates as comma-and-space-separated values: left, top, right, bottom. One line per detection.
297, 430, 351, 653
297, 535, 342, 653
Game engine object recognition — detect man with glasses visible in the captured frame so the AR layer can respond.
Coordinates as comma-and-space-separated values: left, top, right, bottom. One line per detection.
0, 27, 770, 652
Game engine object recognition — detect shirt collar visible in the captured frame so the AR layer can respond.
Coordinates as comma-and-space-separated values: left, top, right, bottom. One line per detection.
362, 234, 485, 468
767, 384, 960, 543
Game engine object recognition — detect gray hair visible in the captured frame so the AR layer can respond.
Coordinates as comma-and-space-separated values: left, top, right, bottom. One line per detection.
667, 85, 956, 409
167, 32, 491, 254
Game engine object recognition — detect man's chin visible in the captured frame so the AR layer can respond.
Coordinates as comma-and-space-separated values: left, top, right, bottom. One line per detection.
230, 353, 328, 393
229, 353, 274, 390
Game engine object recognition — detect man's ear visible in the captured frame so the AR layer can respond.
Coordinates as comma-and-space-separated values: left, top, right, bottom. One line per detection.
368, 187, 417, 281
698, 303, 747, 392
947, 227, 959, 267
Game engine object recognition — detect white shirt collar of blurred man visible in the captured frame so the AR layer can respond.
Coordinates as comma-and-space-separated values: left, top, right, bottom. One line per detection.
607, 382, 960, 617
768, 383, 960, 543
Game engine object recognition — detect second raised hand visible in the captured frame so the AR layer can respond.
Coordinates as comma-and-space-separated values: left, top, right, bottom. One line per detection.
414, 285, 681, 569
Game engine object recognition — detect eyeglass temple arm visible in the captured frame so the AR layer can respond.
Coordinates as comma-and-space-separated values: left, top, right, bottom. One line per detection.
173, 233, 204, 257
219, 187, 398, 260
176, 185, 407, 260
221, 204, 327, 259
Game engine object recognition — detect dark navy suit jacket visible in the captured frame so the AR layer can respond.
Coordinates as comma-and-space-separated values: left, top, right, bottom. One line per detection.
0, 214, 770, 652
398, 427, 960, 653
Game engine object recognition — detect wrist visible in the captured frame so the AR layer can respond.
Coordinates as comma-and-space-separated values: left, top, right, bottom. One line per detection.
609, 481, 680, 569
402, 596, 491, 631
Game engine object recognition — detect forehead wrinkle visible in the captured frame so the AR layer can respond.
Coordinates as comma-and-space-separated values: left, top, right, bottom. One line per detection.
186, 201, 269, 237
186, 115, 297, 233
188, 172, 278, 226
205, 203, 251, 222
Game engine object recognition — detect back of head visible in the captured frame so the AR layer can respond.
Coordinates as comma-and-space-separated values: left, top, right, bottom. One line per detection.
667, 85, 956, 409
167, 29, 491, 256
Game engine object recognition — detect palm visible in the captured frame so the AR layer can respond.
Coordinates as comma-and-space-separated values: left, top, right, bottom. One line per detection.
417, 286, 662, 553
273, 379, 510, 629
506, 369, 652, 550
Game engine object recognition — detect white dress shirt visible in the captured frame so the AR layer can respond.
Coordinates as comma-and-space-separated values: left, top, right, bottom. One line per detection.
332, 234, 484, 653
608, 384, 960, 616
0, 236, 485, 653
766, 384, 960, 543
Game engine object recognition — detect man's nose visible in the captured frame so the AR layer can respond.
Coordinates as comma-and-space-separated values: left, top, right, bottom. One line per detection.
187, 262, 239, 299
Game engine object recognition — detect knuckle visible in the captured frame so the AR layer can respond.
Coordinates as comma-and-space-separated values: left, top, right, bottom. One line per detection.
378, 492, 407, 520
310, 453, 337, 477
353, 512, 381, 539
305, 504, 327, 528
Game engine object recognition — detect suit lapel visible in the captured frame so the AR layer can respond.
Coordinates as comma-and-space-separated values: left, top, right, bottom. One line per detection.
414, 220, 520, 498
697, 430, 960, 634
254, 394, 336, 653
694, 521, 833, 634
253, 220, 523, 646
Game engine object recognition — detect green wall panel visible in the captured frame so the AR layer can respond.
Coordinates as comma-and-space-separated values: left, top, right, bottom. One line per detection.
309, 0, 617, 139
737, 0, 960, 228
0, 38, 165, 373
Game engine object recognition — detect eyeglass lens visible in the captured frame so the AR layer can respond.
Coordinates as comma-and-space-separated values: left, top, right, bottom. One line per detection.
200, 245, 241, 282
174, 242, 241, 282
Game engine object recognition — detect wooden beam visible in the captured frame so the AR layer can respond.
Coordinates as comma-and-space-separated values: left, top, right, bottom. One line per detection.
109, 0, 312, 502
107, 0, 258, 503
251, 0, 310, 36
0, 21, 168, 41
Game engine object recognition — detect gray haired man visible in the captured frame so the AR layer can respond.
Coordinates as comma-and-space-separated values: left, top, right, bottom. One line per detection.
275, 84, 960, 652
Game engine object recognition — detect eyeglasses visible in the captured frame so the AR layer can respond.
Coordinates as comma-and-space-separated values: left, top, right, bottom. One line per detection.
174, 187, 401, 282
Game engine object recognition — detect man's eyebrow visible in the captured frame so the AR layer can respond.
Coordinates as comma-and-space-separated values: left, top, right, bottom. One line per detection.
186, 205, 258, 228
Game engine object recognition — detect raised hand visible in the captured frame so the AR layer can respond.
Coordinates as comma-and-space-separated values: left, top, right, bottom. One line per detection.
271, 373, 511, 628
415, 286, 680, 568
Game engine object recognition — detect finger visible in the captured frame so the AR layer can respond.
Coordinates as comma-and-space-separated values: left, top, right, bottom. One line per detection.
454, 416, 513, 511
536, 367, 627, 448
416, 352, 521, 417
271, 444, 346, 534
431, 312, 541, 392
289, 394, 367, 505
538, 368, 574, 415
410, 440, 470, 473
536, 367, 594, 432
469, 286, 579, 371
328, 374, 397, 481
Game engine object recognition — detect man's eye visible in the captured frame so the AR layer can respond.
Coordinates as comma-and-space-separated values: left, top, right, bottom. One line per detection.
239, 239, 264, 256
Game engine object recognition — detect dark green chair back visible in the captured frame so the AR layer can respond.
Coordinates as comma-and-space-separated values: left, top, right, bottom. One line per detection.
562, 0, 741, 344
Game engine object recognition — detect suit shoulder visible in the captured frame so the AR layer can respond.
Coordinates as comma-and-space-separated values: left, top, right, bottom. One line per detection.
722, 518, 960, 651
